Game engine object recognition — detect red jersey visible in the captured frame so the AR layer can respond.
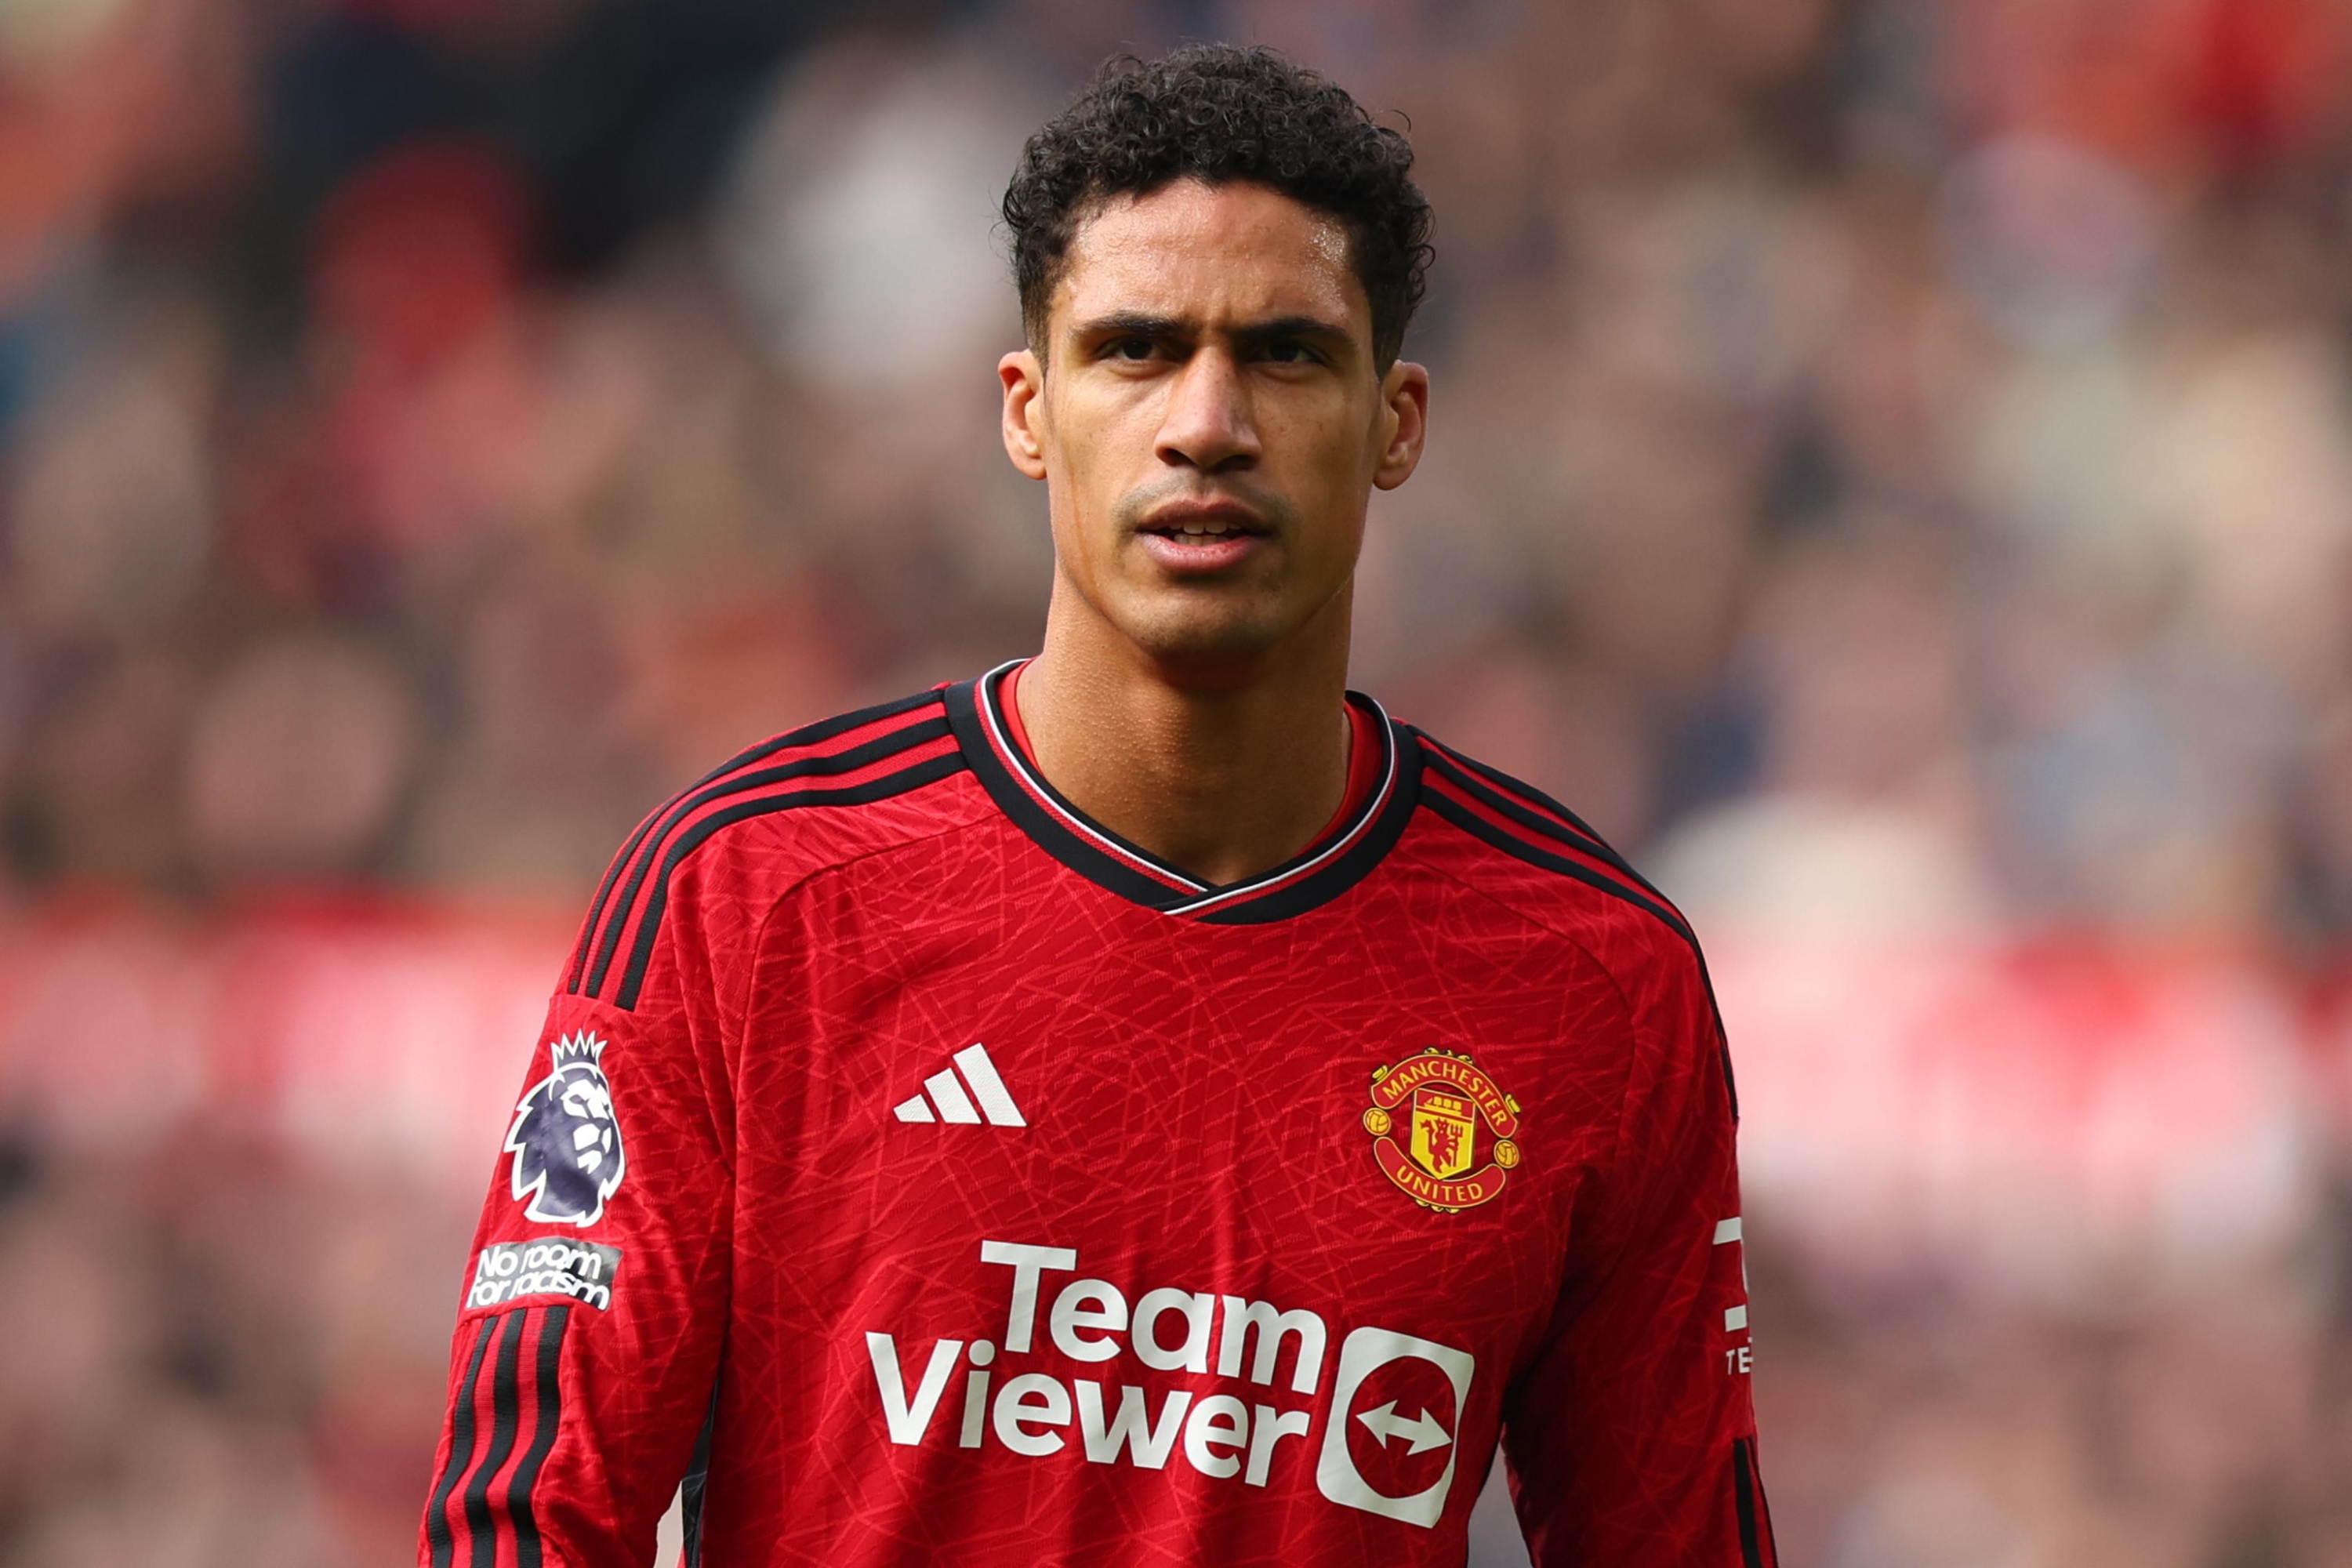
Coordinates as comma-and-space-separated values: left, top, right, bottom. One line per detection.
419, 663, 1773, 1568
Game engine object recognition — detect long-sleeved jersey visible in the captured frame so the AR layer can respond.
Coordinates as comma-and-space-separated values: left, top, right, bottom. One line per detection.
417, 663, 1774, 1567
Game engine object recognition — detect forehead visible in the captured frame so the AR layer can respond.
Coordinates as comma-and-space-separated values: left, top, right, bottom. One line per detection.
1054, 179, 1365, 334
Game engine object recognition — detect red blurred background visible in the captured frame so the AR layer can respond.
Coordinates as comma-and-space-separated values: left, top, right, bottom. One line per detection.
5, 0, 2352, 1563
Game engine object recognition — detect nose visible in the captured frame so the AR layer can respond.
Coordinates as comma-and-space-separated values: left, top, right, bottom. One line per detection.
1155, 347, 1261, 474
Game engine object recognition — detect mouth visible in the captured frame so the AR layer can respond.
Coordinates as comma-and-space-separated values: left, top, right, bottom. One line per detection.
1134, 501, 1272, 572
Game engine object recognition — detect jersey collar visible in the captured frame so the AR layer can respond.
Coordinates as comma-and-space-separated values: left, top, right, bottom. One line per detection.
943, 661, 1421, 924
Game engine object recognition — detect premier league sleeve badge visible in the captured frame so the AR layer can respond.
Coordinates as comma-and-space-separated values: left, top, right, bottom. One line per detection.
505, 1030, 628, 1226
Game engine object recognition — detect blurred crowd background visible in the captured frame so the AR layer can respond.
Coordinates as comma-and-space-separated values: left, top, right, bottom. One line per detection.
0, 0, 2347, 1563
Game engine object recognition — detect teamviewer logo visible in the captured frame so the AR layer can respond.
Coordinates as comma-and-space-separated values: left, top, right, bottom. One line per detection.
1314, 1327, 1477, 1527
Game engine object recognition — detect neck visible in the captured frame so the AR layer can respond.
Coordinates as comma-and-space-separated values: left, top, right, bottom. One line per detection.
1018, 585, 1354, 887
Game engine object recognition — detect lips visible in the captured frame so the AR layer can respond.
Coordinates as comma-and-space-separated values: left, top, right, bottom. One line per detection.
1134, 502, 1271, 572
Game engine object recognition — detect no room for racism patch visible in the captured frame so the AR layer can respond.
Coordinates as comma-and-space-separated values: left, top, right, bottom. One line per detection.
468, 1237, 623, 1312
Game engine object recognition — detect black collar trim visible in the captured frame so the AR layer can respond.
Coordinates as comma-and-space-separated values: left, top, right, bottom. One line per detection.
942, 661, 1420, 922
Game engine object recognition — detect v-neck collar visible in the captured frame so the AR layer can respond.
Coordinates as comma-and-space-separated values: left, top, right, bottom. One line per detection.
942, 661, 1421, 924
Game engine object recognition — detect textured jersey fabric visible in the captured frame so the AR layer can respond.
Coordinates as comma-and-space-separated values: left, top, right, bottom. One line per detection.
419, 662, 1774, 1568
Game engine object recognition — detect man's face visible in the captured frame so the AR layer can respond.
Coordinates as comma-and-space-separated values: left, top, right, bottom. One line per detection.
1000, 179, 1427, 677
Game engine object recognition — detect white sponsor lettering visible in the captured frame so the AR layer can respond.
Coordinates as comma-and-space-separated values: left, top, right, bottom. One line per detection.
979, 1240, 1077, 1352
1049, 1279, 1127, 1362
992, 1373, 1072, 1456
1131, 1288, 1214, 1373
959, 1340, 996, 1448
1216, 1296, 1327, 1394
1181, 1395, 1250, 1479
960, 1370, 991, 1447
1075, 1381, 1190, 1468
866, 1333, 963, 1446
1245, 1404, 1312, 1487
869, 1241, 1479, 1530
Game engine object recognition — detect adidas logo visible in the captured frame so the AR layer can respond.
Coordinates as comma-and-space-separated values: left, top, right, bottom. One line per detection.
892, 1043, 1026, 1127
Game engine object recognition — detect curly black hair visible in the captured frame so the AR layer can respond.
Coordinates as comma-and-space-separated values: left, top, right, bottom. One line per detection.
1003, 45, 1433, 372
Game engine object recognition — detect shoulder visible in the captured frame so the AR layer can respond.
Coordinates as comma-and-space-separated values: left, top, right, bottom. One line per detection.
1400, 724, 1704, 984
563, 686, 982, 1009
1401, 724, 1740, 1114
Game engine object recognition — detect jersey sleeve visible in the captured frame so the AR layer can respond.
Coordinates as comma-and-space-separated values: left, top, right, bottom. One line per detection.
416, 937, 737, 1568
1500, 939, 1775, 1567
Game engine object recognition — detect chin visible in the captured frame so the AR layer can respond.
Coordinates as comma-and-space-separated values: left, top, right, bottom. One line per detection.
1117, 599, 1298, 676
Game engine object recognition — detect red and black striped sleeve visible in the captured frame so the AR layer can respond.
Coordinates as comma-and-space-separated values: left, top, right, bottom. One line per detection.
419, 692, 965, 1568
422, 1305, 573, 1568
416, 978, 731, 1568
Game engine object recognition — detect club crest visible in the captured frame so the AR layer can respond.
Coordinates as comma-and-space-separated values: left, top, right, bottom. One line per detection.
506, 1031, 626, 1226
1361, 1049, 1522, 1213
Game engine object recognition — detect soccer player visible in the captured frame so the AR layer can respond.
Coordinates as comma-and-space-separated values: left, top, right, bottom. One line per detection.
419, 44, 1770, 1568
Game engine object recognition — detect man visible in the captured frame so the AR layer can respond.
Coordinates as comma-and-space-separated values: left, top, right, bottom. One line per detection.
419, 44, 1771, 1568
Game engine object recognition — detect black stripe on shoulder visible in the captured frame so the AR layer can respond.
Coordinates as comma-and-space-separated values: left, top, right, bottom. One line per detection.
1418, 746, 1740, 1120
508, 1306, 570, 1568
566, 690, 944, 989
425, 1318, 494, 1568
462, 1309, 528, 1568
579, 711, 953, 998
612, 749, 966, 1010
1416, 735, 1674, 906
693, 688, 945, 791
1421, 788, 1697, 951
566, 814, 659, 992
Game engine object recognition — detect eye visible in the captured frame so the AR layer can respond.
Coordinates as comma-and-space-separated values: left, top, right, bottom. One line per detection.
1258, 339, 1321, 366
1103, 336, 1156, 361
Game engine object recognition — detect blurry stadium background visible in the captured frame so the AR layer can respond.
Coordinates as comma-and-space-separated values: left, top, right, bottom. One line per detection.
0, 0, 2347, 1563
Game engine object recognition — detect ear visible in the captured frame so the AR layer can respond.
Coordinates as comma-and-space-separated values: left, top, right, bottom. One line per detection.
1000, 349, 1048, 480
1372, 360, 1429, 492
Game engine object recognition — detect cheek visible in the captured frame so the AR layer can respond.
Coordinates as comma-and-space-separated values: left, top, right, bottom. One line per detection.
1071, 387, 1160, 459
1282, 414, 1376, 515
1046, 407, 1147, 531
1044, 448, 1109, 551
1273, 387, 1372, 466
1308, 514, 1369, 581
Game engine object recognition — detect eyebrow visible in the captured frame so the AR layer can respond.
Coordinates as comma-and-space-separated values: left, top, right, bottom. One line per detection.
1233, 315, 1355, 352
1074, 312, 1185, 339
1071, 311, 1357, 350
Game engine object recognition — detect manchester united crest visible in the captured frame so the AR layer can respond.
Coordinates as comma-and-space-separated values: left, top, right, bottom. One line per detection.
1361, 1049, 1522, 1212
